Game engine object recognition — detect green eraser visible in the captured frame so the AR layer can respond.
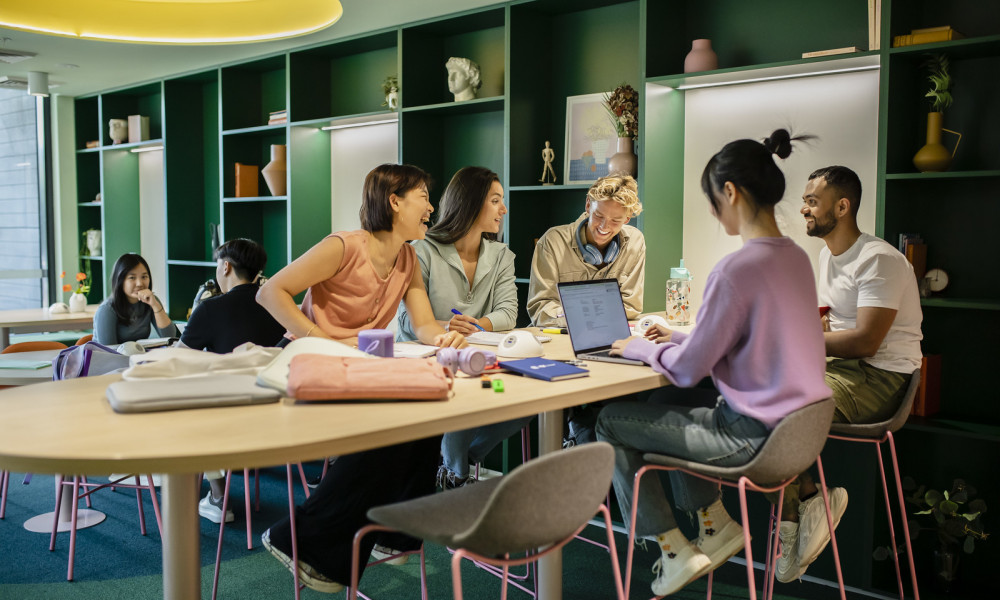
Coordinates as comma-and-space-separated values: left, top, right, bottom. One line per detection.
491, 379, 504, 393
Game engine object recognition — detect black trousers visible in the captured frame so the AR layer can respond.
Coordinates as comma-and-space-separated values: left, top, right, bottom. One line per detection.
266, 435, 441, 584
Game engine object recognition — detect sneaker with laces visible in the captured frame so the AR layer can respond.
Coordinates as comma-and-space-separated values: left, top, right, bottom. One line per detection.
650, 534, 713, 596
775, 520, 803, 583
435, 464, 476, 490
262, 528, 344, 593
198, 491, 234, 524
694, 500, 746, 570
371, 544, 411, 565
306, 457, 338, 489
797, 487, 848, 573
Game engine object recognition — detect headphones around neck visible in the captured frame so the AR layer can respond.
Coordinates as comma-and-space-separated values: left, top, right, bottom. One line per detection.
577, 220, 620, 266
437, 347, 497, 376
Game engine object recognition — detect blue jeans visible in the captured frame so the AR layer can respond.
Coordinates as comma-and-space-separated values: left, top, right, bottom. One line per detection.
596, 391, 770, 537
442, 416, 534, 477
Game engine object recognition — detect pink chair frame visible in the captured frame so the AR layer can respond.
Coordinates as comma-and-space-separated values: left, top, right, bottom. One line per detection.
827, 428, 919, 600
51, 473, 162, 581
623, 458, 846, 600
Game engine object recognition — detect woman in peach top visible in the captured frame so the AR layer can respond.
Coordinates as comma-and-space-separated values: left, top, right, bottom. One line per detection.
257, 163, 465, 592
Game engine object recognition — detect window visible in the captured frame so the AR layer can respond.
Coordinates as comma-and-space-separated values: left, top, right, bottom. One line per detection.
0, 88, 49, 309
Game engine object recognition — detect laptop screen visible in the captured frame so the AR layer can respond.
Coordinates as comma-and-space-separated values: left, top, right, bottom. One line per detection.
558, 279, 633, 353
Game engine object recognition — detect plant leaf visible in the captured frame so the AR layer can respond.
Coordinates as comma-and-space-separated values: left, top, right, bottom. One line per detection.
964, 536, 975, 554
940, 499, 959, 515
925, 489, 943, 506
969, 499, 987, 514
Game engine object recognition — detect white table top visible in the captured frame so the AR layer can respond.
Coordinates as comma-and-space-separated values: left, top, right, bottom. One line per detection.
0, 349, 60, 385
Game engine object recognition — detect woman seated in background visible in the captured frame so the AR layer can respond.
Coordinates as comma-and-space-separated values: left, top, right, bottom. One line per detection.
598, 129, 831, 597
93, 253, 177, 345
176, 237, 286, 524
256, 163, 466, 593
397, 166, 529, 489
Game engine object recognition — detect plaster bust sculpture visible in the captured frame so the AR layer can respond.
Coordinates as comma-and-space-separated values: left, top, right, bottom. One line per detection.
108, 119, 128, 145
445, 56, 482, 102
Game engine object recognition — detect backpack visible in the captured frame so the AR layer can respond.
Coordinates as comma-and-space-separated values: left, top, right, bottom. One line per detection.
52, 341, 131, 380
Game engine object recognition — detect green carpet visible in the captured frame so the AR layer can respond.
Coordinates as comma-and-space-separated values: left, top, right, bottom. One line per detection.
0, 467, 841, 599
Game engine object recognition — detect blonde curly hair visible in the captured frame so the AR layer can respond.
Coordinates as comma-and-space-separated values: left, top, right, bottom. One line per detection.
586, 174, 642, 217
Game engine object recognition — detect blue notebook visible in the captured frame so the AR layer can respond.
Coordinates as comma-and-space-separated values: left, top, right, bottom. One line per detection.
500, 357, 589, 382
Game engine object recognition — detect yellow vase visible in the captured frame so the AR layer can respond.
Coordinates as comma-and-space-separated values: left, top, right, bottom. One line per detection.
913, 112, 952, 172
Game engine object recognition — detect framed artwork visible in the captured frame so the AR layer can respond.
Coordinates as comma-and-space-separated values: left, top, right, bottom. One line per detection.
563, 92, 615, 185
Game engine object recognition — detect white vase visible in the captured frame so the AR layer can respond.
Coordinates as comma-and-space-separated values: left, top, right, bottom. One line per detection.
69, 292, 87, 313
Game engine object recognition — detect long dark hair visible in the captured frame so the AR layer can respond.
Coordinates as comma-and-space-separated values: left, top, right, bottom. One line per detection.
427, 166, 501, 245
215, 238, 267, 282
109, 253, 152, 324
700, 129, 813, 213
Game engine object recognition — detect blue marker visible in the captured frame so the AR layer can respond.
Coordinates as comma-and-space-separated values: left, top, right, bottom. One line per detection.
451, 308, 486, 331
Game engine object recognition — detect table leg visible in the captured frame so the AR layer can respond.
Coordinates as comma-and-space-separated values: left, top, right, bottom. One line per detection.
536, 409, 564, 600
1, 327, 9, 351
161, 473, 200, 600
23, 475, 106, 533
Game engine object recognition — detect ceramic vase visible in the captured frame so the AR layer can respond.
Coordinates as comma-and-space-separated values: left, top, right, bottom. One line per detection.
607, 137, 638, 177
913, 112, 952, 172
684, 39, 718, 73
86, 229, 102, 257
386, 89, 399, 111
261, 144, 287, 197
69, 292, 87, 313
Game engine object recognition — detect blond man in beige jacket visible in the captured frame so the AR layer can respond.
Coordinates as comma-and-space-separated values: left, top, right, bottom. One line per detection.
527, 174, 645, 327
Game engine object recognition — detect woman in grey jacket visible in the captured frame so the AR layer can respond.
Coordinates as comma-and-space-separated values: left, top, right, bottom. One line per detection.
397, 166, 528, 488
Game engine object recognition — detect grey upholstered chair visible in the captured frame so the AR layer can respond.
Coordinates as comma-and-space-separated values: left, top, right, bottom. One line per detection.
622, 397, 847, 600
349, 441, 624, 600
828, 369, 922, 600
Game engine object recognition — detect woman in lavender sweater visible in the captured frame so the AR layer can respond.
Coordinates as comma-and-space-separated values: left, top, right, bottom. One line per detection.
597, 129, 831, 597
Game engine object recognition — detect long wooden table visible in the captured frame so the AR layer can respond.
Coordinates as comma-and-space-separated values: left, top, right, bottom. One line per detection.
0, 305, 97, 350
0, 333, 668, 599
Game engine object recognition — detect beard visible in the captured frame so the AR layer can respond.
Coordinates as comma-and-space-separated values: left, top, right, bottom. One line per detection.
806, 213, 837, 238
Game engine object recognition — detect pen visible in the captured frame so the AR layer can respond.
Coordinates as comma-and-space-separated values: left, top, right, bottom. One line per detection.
542, 327, 567, 334
450, 308, 486, 331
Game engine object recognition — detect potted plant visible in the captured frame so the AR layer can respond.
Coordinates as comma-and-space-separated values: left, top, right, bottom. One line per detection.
61, 269, 91, 313
913, 53, 960, 172
604, 83, 639, 177
875, 476, 988, 592
381, 75, 399, 111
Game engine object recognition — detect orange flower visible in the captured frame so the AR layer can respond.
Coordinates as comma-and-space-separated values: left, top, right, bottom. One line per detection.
75, 272, 87, 282
62, 284, 72, 292
61, 271, 66, 279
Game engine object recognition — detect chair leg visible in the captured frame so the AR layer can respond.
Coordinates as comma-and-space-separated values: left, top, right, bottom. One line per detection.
1, 470, 9, 519
244, 468, 253, 549
886, 432, 920, 600
133, 475, 148, 536
49, 475, 65, 552
287, 464, 302, 600
211, 470, 233, 600
146, 474, 163, 535
296, 463, 310, 499
814, 457, 846, 600
451, 548, 469, 600
597, 504, 626, 600
67, 476, 81, 581
737, 478, 758, 600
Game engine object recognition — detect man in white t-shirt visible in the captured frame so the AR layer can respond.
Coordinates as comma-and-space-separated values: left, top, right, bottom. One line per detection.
774, 165, 923, 583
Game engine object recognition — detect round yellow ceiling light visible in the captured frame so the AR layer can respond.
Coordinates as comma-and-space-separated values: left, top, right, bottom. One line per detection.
1, 0, 343, 44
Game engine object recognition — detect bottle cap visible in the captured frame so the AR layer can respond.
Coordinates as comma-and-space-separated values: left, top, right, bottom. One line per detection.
669, 259, 692, 280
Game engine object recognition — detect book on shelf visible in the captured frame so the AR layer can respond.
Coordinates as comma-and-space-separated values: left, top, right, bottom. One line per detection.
267, 118, 288, 125
868, 0, 881, 50
898, 233, 927, 279
892, 26, 964, 47
802, 46, 859, 58
234, 162, 259, 198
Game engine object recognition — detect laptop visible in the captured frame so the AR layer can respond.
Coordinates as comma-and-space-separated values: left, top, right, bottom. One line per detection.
557, 279, 645, 366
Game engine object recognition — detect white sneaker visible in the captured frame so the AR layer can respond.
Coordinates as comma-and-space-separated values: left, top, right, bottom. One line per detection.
198, 491, 234, 524
262, 528, 344, 593
775, 520, 803, 583
371, 543, 410, 565
797, 487, 848, 573
695, 499, 746, 570
650, 539, 713, 596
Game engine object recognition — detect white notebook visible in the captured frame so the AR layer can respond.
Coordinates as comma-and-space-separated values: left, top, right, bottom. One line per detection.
393, 343, 439, 358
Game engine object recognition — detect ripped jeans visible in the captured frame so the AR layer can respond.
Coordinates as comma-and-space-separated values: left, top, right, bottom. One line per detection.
595, 392, 770, 538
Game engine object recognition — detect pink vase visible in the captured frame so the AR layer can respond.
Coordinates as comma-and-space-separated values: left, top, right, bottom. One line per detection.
261, 144, 287, 197
607, 137, 637, 178
684, 39, 718, 73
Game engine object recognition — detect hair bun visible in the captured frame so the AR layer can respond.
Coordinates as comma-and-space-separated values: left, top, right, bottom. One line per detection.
763, 129, 793, 159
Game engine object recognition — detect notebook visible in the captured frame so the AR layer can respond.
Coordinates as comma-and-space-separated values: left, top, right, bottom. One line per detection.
393, 343, 439, 358
465, 331, 551, 345
557, 279, 645, 366
500, 357, 589, 381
